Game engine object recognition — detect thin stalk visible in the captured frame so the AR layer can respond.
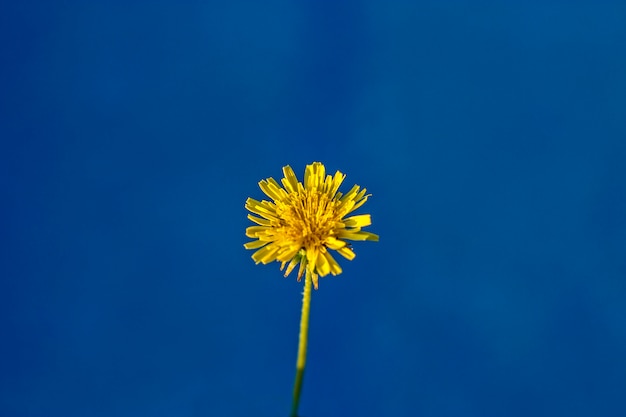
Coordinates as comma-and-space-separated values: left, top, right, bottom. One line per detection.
290, 269, 312, 417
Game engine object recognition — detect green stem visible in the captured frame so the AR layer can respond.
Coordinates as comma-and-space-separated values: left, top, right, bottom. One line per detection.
290, 269, 312, 417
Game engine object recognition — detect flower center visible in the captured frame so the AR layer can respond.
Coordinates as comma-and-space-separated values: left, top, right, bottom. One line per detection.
276, 190, 338, 250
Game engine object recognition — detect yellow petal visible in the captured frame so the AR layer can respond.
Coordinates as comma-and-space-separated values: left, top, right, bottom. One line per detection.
324, 236, 346, 250
247, 214, 272, 226
338, 230, 379, 241
324, 251, 342, 275
329, 171, 345, 197
362, 231, 379, 241
245, 226, 268, 238
336, 246, 356, 260
315, 250, 331, 276
260, 245, 280, 264
281, 165, 299, 193
244, 240, 267, 249
276, 246, 300, 263
339, 184, 360, 203
305, 247, 319, 273
245, 198, 279, 220
252, 245, 279, 264
258, 179, 286, 202
305, 162, 325, 190
343, 214, 371, 228
348, 193, 370, 214
355, 187, 367, 201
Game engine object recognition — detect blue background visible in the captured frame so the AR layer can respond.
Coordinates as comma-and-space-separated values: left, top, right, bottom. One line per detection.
1, 1, 625, 416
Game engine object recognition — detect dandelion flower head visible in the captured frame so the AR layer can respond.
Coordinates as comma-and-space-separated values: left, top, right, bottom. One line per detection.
244, 162, 378, 289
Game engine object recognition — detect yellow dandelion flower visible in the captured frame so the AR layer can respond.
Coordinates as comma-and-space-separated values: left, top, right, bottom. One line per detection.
244, 161, 378, 289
